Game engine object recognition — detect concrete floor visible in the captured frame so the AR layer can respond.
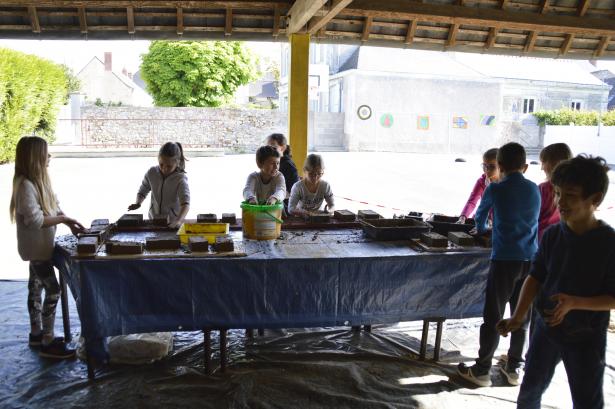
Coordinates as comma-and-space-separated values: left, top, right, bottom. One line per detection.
1, 151, 614, 280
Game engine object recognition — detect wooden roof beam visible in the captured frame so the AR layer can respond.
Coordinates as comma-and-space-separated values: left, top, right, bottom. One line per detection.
447, 23, 458, 47
3, 1, 286, 8
484, 27, 498, 49
560, 33, 574, 55
126, 6, 135, 34
78, 6, 87, 33
345, 0, 615, 37
308, 0, 353, 35
361, 16, 372, 41
404, 20, 417, 45
539, 0, 549, 14
524, 30, 537, 53
577, 0, 591, 16
177, 7, 183, 35
594, 35, 610, 58
273, 4, 280, 37
28, 6, 41, 33
499, 0, 508, 9
225, 6, 232, 35
287, 0, 328, 34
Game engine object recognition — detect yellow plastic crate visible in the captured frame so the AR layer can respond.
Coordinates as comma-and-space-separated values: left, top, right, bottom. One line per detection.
177, 223, 229, 244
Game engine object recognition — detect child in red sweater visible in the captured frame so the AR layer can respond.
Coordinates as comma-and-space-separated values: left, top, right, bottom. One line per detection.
538, 143, 572, 241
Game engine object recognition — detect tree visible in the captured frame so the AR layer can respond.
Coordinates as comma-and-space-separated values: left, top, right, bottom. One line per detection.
60, 64, 82, 102
140, 41, 258, 107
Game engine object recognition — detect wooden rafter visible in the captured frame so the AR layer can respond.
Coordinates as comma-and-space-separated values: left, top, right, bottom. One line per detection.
560, 33, 574, 55
539, 0, 549, 14
126, 6, 135, 34
499, 0, 508, 9
594, 35, 610, 57
3, 1, 286, 8
308, 0, 353, 35
27, 6, 40, 33
577, 0, 591, 16
404, 20, 417, 45
524, 30, 537, 53
225, 7, 232, 35
287, 0, 328, 34
484, 27, 498, 49
447, 23, 458, 47
344, 0, 615, 37
78, 6, 87, 33
177, 7, 183, 35
457, 0, 465, 6
272, 4, 280, 37
362, 16, 372, 42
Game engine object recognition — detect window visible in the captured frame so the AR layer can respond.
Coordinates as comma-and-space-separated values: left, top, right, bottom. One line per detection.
523, 98, 535, 114
570, 100, 582, 110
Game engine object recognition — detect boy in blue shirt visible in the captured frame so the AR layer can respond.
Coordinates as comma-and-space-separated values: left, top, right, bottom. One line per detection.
458, 142, 540, 387
498, 155, 615, 409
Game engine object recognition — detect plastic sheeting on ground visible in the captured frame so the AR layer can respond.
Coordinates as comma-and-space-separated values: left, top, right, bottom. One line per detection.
2, 281, 614, 409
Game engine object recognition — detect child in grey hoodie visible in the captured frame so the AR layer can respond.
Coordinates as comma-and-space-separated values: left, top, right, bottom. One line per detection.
128, 142, 190, 228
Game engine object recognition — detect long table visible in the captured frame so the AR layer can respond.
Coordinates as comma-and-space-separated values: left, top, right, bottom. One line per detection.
54, 229, 490, 378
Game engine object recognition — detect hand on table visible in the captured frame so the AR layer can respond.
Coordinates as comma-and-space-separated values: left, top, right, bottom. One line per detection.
127, 203, 141, 211
64, 217, 86, 236
456, 216, 466, 224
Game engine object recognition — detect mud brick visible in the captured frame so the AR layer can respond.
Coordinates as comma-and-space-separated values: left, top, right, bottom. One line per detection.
105, 241, 143, 255
145, 237, 180, 251
197, 214, 218, 223
420, 232, 448, 248
334, 210, 356, 221
212, 236, 234, 252
149, 215, 169, 226
189, 236, 210, 252
117, 214, 144, 227
90, 219, 109, 227
358, 210, 381, 220
308, 211, 330, 223
220, 213, 237, 224
448, 231, 475, 246
77, 236, 98, 254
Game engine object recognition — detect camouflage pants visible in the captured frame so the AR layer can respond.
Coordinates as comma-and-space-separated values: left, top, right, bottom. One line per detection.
27, 261, 60, 336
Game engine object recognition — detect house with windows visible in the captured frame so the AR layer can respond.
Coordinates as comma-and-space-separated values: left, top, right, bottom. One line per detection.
279, 45, 610, 154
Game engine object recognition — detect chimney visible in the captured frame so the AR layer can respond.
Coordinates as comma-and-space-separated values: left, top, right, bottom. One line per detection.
104, 52, 112, 71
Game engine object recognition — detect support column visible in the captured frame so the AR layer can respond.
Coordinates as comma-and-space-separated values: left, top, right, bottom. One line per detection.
288, 33, 310, 174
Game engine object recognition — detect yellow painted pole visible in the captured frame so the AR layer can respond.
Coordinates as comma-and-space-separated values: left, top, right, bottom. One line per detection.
288, 33, 310, 176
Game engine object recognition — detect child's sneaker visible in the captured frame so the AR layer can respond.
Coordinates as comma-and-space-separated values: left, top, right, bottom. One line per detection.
457, 362, 492, 387
500, 363, 522, 386
28, 333, 43, 347
39, 338, 75, 359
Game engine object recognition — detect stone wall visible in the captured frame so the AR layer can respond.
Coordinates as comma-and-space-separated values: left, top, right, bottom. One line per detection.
80, 106, 287, 153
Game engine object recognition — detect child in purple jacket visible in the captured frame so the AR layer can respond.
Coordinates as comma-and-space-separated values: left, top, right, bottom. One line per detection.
458, 148, 499, 223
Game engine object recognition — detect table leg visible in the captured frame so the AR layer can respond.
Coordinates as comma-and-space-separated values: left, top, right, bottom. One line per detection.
419, 320, 429, 360
203, 329, 211, 375
351, 325, 361, 332
434, 320, 444, 361
59, 272, 71, 342
245, 328, 254, 339
220, 329, 227, 373
86, 345, 95, 380
363, 325, 372, 333
257, 328, 264, 336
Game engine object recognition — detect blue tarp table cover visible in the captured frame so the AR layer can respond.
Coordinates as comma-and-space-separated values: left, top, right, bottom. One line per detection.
53, 230, 490, 348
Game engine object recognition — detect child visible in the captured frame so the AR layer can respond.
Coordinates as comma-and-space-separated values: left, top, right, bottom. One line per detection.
10, 136, 85, 359
128, 142, 190, 228
497, 155, 614, 408
458, 148, 499, 223
538, 143, 572, 241
243, 145, 286, 205
267, 133, 299, 213
457, 142, 540, 387
288, 154, 334, 216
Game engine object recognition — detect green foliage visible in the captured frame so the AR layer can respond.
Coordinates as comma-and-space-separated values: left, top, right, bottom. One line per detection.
0, 48, 68, 163
140, 41, 258, 107
533, 109, 600, 126
60, 64, 81, 102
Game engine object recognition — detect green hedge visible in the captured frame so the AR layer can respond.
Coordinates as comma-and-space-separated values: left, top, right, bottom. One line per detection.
0, 48, 68, 163
532, 109, 603, 126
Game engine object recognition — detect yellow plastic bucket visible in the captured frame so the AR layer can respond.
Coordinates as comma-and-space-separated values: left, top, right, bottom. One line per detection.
240, 202, 283, 240
177, 222, 229, 244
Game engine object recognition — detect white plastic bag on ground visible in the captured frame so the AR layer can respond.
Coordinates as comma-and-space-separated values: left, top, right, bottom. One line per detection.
77, 332, 174, 365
